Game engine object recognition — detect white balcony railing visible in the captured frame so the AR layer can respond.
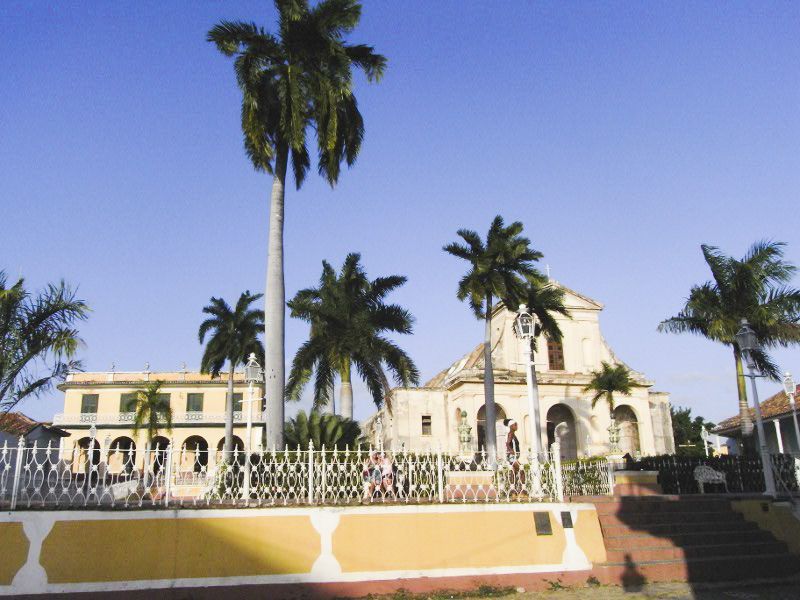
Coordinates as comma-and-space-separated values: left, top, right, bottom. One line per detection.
52, 411, 251, 426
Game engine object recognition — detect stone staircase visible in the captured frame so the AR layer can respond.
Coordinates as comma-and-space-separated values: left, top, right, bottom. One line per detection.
590, 495, 800, 584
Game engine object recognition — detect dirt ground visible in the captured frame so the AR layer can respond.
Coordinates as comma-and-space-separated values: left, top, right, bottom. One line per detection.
455, 581, 800, 600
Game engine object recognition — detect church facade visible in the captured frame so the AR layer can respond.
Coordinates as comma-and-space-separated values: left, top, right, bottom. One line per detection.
363, 284, 675, 459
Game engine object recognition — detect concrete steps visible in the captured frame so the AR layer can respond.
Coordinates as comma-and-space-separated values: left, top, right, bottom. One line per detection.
592, 495, 800, 584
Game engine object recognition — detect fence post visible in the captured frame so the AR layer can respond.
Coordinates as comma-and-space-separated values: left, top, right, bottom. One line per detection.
164, 443, 173, 507
10, 436, 24, 510
436, 447, 444, 503
552, 441, 564, 502
530, 451, 543, 498
308, 441, 314, 505
606, 456, 615, 496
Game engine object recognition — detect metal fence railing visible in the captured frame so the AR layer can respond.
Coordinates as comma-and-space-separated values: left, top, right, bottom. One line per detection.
0, 437, 615, 510
629, 453, 800, 496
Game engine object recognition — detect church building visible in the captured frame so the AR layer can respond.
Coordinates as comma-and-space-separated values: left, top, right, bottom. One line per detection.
363, 283, 675, 459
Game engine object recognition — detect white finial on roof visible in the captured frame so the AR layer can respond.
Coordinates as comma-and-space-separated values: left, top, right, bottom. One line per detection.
110, 362, 116, 372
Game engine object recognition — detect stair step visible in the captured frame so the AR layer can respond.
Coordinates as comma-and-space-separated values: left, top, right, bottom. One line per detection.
605, 541, 788, 563
599, 553, 800, 584
601, 519, 758, 537
592, 499, 735, 515
604, 528, 776, 549
599, 510, 744, 526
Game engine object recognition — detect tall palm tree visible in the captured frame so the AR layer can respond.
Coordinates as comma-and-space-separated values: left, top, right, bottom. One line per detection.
584, 361, 633, 451
0, 272, 88, 413
286, 253, 419, 419
444, 216, 543, 463
208, 0, 387, 448
659, 242, 800, 436
132, 380, 173, 448
199, 292, 265, 454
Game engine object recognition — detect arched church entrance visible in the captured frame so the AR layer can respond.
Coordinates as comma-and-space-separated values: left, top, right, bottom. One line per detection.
613, 405, 641, 456
546, 404, 577, 460
477, 403, 507, 453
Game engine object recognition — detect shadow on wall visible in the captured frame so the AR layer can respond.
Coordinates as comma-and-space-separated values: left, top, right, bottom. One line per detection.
607, 495, 800, 594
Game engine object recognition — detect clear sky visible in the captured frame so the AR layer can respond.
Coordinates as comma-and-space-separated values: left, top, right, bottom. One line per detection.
2, 2, 799, 426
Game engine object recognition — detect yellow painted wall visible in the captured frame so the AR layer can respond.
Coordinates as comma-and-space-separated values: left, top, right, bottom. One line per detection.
732, 500, 800, 555
333, 511, 567, 572
574, 509, 606, 564
40, 516, 319, 583
0, 522, 28, 585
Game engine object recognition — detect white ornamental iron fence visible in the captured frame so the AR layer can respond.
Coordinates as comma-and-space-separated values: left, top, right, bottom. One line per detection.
0, 436, 615, 510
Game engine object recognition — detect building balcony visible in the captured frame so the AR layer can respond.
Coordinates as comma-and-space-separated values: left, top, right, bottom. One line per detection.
52, 411, 265, 427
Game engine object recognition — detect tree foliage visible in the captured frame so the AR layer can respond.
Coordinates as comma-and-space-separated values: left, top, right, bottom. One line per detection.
199, 292, 265, 376
284, 409, 361, 449
132, 380, 173, 445
207, 0, 387, 187
0, 272, 88, 413
671, 406, 716, 457
583, 361, 634, 414
286, 253, 419, 411
443, 215, 544, 319
659, 241, 800, 434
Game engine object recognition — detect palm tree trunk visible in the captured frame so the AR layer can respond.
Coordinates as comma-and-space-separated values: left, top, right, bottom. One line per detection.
483, 295, 497, 465
224, 360, 235, 455
734, 347, 754, 436
264, 145, 289, 449
340, 360, 354, 420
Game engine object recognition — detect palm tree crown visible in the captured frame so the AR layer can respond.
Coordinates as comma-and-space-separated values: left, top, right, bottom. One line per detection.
443, 215, 543, 319
132, 380, 173, 445
508, 276, 570, 351
286, 253, 419, 418
658, 241, 800, 435
0, 272, 88, 413
208, 0, 386, 185
583, 362, 634, 414
199, 292, 264, 453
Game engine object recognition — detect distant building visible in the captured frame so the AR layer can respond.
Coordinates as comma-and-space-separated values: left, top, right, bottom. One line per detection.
0, 412, 70, 447
363, 283, 675, 458
713, 383, 800, 455
53, 370, 264, 472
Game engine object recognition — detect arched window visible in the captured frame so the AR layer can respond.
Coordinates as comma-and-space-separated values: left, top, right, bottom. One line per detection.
547, 339, 565, 370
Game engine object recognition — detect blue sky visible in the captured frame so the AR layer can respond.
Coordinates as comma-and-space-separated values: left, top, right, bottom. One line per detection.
2, 2, 799, 425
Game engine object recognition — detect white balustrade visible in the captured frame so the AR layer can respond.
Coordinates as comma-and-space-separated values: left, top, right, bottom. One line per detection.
0, 440, 619, 509
52, 411, 248, 426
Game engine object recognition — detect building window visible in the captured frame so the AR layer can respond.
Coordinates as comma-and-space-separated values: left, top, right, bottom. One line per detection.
80, 394, 99, 414
421, 415, 432, 436
186, 393, 204, 412
119, 393, 137, 412
547, 339, 565, 371
233, 393, 243, 412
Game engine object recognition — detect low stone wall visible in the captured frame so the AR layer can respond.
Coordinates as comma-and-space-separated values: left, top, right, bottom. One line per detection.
0, 503, 605, 597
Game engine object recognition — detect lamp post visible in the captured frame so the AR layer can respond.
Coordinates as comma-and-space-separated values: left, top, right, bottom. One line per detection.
735, 319, 776, 496
783, 372, 800, 454
513, 304, 541, 457
243, 353, 263, 501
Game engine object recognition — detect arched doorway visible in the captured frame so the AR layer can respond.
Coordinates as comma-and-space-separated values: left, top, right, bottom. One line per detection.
476, 404, 507, 453
181, 436, 209, 473
108, 436, 136, 474
613, 405, 641, 456
73, 437, 100, 473
149, 436, 170, 474
216, 435, 245, 464
546, 404, 577, 460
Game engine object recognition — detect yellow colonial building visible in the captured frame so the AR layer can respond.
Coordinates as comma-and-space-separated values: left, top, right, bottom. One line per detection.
53, 369, 264, 471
